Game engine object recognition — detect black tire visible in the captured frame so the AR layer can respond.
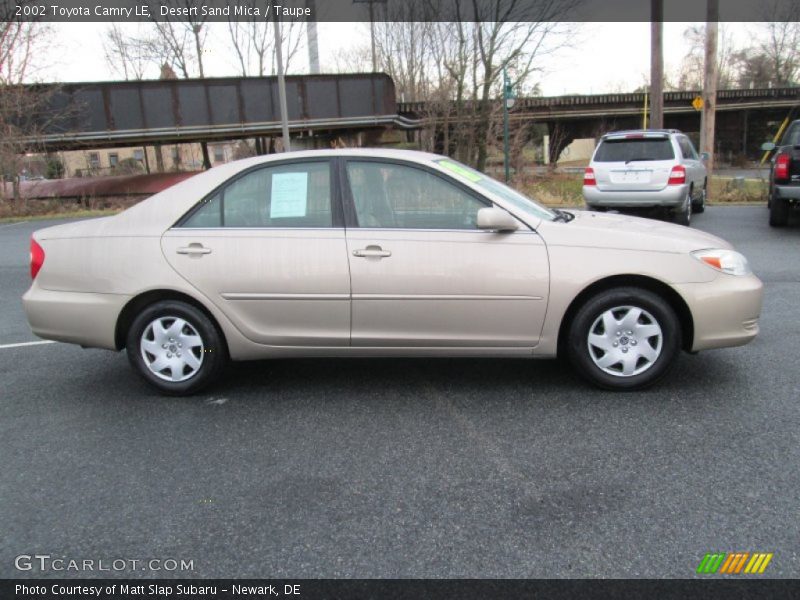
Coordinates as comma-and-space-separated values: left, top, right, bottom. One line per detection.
769, 196, 789, 227
692, 185, 706, 214
126, 300, 228, 396
672, 191, 692, 226
566, 287, 682, 391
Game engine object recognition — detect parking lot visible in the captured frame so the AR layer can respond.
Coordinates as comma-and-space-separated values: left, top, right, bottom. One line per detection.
1, 206, 798, 578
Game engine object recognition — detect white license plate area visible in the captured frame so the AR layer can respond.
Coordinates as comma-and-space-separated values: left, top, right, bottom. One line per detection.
610, 169, 652, 184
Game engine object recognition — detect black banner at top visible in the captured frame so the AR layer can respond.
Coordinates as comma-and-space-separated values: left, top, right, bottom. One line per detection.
1, 0, 795, 23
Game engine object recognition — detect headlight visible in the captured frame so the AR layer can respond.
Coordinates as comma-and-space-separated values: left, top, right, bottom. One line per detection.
691, 249, 751, 276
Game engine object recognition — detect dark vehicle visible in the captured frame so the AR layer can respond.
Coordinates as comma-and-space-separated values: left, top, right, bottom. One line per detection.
763, 120, 800, 227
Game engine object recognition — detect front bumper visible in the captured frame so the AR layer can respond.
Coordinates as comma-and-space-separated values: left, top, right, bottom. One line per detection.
22, 280, 130, 350
583, 184, 688, 208
672, 273, 763, 352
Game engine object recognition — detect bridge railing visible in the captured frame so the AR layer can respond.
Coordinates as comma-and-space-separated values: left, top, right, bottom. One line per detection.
398, 87, 800, 114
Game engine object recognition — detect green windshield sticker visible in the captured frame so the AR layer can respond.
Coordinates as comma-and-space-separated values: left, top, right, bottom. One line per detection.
438, 160, 483, 182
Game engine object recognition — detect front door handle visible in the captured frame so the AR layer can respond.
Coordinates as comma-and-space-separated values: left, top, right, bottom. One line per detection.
353, 245, 391, 258
176, 243, 212, 256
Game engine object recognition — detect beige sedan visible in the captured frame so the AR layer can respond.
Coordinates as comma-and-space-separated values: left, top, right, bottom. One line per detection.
23, 149, 763, 395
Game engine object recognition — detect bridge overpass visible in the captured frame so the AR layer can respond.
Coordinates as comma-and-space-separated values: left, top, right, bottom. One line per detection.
399, 87, 800, 163
16, 75, 800, 165
21, 73, 412, 151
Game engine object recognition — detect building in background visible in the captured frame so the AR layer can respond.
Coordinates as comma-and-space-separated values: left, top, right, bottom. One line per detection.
51, 142, 239, 178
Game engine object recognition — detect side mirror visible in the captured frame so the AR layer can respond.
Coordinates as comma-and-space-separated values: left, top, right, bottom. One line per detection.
761, 142, 776, 152
700, 152, 710, 161
477, 207, 518, 232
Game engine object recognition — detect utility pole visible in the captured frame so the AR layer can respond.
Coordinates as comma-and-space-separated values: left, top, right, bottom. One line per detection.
700, 0, 719, 176
354, 0, 386, 72
649, 0, 664, 129
305, 0, 320, 74
369, 0, 376, 71
273, 16, 291, 152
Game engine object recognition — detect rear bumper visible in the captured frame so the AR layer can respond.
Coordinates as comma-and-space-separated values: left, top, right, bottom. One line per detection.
672, 273, 763, 352
773, 184, 800, 201
22, 281, 129, 350
583, 184, 687, 208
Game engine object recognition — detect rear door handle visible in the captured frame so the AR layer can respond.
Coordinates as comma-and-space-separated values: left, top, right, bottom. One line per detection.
353, 245, 391, 258
176, 243, 212, 256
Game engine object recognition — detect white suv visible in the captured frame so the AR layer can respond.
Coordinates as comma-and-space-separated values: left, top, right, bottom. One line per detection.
582, 129, 707, 226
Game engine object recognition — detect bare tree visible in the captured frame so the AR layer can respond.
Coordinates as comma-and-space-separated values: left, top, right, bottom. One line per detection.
0, 20, 48, 85
324, 43, 372, 74
429, 0, 576, 171
673, 24, 739, 90
373, 1, 438, 102
227, 6, 304, 76
756, 2, 800, 86
138, 0, 209, 78
0, 17, 62, 201
103, 24, 150, 80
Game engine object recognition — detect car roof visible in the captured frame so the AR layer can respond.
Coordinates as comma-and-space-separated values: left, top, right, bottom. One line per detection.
231, 147, 446, 167
601, 129, 682, 139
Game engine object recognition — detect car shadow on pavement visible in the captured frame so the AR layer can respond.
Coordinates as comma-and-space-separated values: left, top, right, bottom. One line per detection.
207, 353, 740, 406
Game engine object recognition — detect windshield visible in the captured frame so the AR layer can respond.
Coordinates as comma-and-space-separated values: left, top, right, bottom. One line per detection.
594, 138, 675, 162
434, 159, 557, 222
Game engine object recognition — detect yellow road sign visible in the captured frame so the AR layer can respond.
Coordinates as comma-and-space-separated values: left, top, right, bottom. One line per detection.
692, 96, 704, 111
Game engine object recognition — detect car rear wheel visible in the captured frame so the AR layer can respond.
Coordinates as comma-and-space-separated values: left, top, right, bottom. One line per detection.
692, 185, 706, 213
126, 300, 227, 395
566, 287, 682, 390
673, 191, 692, 226
769, 196, 789, 227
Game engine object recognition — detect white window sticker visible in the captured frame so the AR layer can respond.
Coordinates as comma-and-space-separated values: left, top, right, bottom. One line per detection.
270, 172, 308, 218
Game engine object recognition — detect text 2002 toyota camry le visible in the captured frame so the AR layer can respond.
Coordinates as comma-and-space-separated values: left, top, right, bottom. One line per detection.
23, 149, 763, 395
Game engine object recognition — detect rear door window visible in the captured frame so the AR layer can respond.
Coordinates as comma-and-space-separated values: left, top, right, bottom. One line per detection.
181, 161, 333, 228
594, 138, 675, 162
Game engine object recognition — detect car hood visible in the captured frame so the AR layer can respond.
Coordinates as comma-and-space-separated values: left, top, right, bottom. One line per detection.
538, 210, 734, 253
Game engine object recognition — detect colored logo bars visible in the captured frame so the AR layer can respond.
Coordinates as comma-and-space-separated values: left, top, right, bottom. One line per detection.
696, 552, 773, 575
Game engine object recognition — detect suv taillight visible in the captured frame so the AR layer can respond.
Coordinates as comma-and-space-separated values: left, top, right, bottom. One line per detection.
30, 237, 45, 279
583, 167, 596, 186
775, 153, 791, 182
667, 165, 686, 185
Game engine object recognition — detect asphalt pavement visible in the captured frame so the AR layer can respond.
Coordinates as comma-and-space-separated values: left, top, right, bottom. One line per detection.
1, 206, 798, 578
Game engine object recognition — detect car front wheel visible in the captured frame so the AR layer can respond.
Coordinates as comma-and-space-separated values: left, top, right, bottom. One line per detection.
566, 287, 682, 390
126, 300, 227, 395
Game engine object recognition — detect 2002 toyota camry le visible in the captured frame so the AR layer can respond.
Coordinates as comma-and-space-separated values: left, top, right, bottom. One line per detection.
23, 149, 763, 395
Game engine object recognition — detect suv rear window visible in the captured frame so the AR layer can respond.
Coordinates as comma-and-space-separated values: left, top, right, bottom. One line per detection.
782, 124, 800, 147
594, 138, 675, 162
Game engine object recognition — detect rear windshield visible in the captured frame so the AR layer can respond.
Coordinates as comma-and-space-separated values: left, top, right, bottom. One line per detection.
594, 138, 675, 162
781, 124, 800, 147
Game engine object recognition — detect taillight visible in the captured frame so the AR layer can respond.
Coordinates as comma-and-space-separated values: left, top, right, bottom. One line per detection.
775, 153, 790, 182
583, 167, 596, 186
667, 165, 686, 185
30, 237, 45, 279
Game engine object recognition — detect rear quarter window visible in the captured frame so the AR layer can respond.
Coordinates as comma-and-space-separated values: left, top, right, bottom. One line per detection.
594, 138, 675, 162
